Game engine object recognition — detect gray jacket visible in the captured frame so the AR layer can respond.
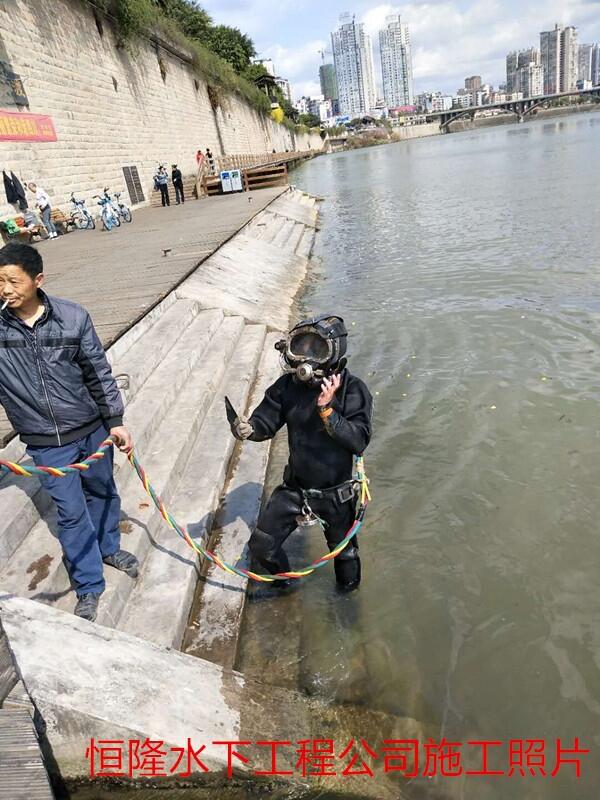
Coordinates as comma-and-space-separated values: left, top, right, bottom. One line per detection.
0, 291, 124, 446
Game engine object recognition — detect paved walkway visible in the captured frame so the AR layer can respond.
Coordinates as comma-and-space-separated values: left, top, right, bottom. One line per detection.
0, 188, 286, 445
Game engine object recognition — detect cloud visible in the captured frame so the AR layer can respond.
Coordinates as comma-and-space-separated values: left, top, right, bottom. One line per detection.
257, 39, 329, 98
360, 0, 600, 92
203, 0, 600, 99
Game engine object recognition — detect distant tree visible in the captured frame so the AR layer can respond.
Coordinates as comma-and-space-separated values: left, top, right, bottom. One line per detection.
298, 112, 321, 128
243, 62, 269, 83
154, 0, 212, 41
209, 25, 256, 73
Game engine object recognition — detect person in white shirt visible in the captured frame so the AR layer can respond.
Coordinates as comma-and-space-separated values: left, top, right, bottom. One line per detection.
28, 182, 57, 239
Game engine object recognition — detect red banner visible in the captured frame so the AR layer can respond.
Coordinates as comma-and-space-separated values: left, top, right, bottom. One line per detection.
0, 110, 57, 142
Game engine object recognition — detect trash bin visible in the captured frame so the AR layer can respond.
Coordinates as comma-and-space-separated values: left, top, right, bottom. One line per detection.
220, 171, 233, 193
230, 169, 243, 192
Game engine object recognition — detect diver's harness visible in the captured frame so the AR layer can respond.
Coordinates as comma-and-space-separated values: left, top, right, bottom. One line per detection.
288, 477, 360, 528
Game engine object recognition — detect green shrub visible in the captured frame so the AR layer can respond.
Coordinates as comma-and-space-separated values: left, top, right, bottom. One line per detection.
86, 0, 274, 116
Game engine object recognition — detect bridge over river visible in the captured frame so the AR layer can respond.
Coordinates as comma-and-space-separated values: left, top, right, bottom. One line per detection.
426, 86, 600, 130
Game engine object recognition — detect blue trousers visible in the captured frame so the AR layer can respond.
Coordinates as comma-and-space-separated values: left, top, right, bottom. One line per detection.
41, 205, 57, 235
26, 425, 121, 596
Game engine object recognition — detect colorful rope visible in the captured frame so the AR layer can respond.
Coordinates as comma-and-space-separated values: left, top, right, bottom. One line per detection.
1, 436, 370, 583
0, 438, 114, 478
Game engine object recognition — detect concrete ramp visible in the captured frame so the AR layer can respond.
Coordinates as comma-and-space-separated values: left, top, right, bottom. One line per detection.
0, 594, 427, 798
0, 188, 317, 646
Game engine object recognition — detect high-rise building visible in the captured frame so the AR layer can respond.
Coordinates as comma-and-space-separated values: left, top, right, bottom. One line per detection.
506, 52, 519, 93
540, 24, 578, 94
507, 49, 541, 94
253, 59, 276, 77
592, 44, 600, 85
578, 44, 594, 82
518, 48, 541, 68
379, 14, 413, 107
275, 77, 291, 101
516, 62, 544, 97
331, 13, 376, 117
465, 75, 481, 93
319, 63, 338, 104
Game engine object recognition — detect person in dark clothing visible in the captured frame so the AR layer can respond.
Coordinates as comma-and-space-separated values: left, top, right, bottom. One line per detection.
205, 148, 215, 175
0, 243, 138, 622
3, 171, 27, 210
171, 164, 184, 204
228, 315, 372, 592
154, 165, 170, 206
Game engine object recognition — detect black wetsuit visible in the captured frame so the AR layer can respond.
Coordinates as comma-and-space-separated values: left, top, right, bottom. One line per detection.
247, 369, 372, 588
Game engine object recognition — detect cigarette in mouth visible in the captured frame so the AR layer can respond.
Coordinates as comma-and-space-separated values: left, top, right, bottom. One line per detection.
1, 299, 9, 310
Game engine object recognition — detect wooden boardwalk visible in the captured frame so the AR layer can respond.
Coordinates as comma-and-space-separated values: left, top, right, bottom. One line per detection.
0, 188, 286, 445
0, 707, 55, 799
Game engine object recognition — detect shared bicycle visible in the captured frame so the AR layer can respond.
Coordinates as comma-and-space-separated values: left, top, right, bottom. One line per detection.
69, 193, 95, 230
93, 193, 120, 231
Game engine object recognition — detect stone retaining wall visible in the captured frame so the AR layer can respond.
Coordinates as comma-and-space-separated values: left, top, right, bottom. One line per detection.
0, 0, 321, 216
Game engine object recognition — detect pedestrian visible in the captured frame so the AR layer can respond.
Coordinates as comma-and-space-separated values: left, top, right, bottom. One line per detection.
153, 165, 170, 207
0, 242, 139, 622
228, 315, 372, 594
195, 149, 204, 166
27, 182, 57, 239
171, 164, 184, 204
205, 147, 215, 175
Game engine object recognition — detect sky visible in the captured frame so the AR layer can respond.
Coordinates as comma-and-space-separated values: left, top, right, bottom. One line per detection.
202, 0, 600, 100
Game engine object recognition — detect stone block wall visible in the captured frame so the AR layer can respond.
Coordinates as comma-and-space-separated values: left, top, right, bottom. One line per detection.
0, 0, 321, 216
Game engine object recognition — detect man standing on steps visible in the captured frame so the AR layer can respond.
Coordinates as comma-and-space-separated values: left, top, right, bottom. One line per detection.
171, 164, 184, 204
154, 165, 170, 207
0, 243, 138, 623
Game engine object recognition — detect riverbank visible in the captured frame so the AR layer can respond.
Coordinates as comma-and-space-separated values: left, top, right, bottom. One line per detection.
447, 100, 600, 131
334, 101, 600, 151
0, 186, 426, 799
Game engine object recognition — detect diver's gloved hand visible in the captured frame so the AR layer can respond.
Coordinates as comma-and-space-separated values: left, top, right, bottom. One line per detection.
232, 415, 254, 440
318, 374, 342, 408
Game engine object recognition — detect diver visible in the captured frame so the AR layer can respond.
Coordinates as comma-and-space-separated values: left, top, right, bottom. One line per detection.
227, 315, 373, 592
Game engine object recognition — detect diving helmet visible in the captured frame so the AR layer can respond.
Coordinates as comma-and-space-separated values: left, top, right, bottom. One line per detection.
275, 314, 348, 385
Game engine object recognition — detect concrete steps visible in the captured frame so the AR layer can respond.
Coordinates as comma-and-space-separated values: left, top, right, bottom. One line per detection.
297, 227, 316, 258
0, 307, 223, 606
117, 324, 268, 647
182, 332, 282, 666
272, 218, 297, 248
0, 186, 318, 654
176, 233, 311, 330
254, 211, 286, 244
56, 313, 243, 626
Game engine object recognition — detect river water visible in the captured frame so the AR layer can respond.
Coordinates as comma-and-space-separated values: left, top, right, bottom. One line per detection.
237, 113, 600, 799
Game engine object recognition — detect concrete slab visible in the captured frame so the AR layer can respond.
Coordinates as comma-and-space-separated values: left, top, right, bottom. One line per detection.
0, 594, 427, 798
177, 233, 310, 331
117, 323, 267, 647
268, 195, 319, 227
112, 297, 200, 403
183, 332, 283, 667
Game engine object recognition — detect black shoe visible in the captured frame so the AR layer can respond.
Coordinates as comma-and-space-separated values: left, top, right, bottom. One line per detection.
74, 593, 100, 622
103, 549, 139, 578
